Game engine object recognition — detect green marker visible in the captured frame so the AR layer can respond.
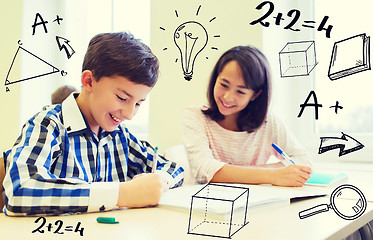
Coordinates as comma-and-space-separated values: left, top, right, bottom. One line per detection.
97, 217, 119, 224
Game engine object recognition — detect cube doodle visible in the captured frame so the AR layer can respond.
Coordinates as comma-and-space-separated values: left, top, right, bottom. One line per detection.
279, 40, 317, 77
187, 183, 249, 239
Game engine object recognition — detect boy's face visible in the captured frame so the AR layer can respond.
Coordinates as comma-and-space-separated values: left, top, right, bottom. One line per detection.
85, 74, 152, 134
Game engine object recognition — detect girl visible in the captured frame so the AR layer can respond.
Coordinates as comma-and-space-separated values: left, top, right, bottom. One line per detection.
182, 46, 312, 187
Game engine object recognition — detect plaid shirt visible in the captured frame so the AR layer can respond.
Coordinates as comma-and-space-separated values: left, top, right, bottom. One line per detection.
2, 93, 184, 216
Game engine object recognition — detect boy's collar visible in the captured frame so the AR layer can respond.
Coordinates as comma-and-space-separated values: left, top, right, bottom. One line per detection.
61, 92, 123, 137
61, 92, 90, 136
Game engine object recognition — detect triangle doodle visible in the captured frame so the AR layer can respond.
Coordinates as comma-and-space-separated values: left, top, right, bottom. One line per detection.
5, 46, 60, 86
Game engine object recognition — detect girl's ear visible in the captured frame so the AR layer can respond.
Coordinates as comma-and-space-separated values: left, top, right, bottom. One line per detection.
251, 89, 262, 101
81, 70, 94, 92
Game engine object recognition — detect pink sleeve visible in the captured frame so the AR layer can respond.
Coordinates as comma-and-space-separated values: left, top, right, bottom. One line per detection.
182, 106, 225, 183
270, 114, 313, 167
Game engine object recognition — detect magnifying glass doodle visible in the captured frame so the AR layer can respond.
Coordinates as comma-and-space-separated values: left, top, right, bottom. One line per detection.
299, 184, 367, 220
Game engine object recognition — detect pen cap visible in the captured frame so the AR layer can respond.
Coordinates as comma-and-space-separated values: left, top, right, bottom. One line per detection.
271, 143, 283, 154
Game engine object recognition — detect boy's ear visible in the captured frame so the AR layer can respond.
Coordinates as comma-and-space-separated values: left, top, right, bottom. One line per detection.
81, 70, 94, 91
251, 90, 262, 101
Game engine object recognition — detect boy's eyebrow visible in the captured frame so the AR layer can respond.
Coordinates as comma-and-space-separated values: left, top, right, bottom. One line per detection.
118, 89, 146, 101
221, 78, 249, 89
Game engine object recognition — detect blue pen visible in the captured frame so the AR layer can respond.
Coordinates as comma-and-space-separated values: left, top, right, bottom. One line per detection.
271, 143, 295, 165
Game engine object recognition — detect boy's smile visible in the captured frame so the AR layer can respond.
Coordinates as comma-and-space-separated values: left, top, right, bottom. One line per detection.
77, 71, 152, 135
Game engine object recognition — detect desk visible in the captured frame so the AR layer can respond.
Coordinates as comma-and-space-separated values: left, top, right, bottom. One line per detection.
0, 195, 372, 240
1, 161, 372, 240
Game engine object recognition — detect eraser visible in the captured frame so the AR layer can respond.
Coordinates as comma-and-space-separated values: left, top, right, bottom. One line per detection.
97, 217, 119, 224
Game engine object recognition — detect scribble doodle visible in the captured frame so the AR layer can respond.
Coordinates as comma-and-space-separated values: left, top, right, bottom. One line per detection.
279, 40, 318, 78
328, 33, 371, 80
299, 184, 367, 220
4, 43, 64, 92
329, 101, 343, 114
32, 217, 84, 236
187, 183, 249, 238
53, 15, 63, 25
249, 1, 333, 38
297, 90, 323, 120
56, 36, 75, 59
32, 13, 48, 35
174, 21, 208, 81
159, 4, 220, 81
318, 132, 364, 157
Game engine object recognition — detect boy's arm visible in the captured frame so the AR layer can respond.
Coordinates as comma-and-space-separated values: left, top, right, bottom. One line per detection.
125, 130, 184, 188
2, 115, 112, 216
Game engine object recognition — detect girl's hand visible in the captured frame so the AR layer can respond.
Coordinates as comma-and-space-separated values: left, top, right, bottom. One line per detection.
271, 165, 312, 187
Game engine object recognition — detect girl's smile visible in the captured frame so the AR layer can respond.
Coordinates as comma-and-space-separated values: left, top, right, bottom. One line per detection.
219, 99, 236, 109
213, 60, 259, 129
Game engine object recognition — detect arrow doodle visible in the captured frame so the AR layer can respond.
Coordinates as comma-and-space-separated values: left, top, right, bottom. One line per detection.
56, 36, 75, 59
318, 132, 364, 157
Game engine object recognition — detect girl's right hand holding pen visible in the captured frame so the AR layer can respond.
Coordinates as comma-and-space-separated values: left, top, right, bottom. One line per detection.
271, 164, 312, 187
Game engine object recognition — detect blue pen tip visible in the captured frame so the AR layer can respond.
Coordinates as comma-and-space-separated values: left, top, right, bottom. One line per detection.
271, 143, 282, 154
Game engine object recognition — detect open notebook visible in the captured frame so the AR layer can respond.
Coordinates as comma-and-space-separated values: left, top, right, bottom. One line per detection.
305, 172, 348, 187
159, 183, 327, 220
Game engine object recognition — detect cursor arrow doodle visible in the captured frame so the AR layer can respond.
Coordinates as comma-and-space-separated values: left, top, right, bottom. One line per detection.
56, 36, 75, 59
318, 132, 364, 157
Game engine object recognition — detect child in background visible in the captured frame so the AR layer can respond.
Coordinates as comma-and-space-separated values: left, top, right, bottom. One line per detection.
3, 32, 184, 216
0, 150, 4, 211
51, 85, 78, 104
182, 46, 311, 187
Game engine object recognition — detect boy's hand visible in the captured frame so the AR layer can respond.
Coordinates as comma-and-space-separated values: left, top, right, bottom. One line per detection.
271, 165, 312, 187
117, 173, 168, 208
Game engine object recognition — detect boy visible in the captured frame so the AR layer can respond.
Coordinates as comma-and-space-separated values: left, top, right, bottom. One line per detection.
2, 32, 184, 216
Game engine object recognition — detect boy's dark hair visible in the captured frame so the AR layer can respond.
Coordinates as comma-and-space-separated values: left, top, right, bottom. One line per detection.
82, 32, 159, 87
203, 46, 272, 133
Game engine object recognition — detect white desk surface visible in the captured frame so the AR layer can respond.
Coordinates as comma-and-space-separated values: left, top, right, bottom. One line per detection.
0, 161, 372, 240
0, 194, 372, 240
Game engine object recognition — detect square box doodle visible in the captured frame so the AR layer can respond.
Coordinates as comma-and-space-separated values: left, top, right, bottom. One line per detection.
279, 41, 317, 77
187, 183, 249, 238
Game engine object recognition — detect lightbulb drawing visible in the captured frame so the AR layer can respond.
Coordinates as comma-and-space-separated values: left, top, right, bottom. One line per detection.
159, 5, 220, 81
174, 21, 208, 81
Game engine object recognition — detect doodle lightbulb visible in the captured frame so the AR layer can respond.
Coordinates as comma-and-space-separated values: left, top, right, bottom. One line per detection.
174, 21, 208, 81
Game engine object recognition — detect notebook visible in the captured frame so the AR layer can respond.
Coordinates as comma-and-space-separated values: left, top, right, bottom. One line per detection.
305, 172, 348, 187
328, 33, 371, 80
